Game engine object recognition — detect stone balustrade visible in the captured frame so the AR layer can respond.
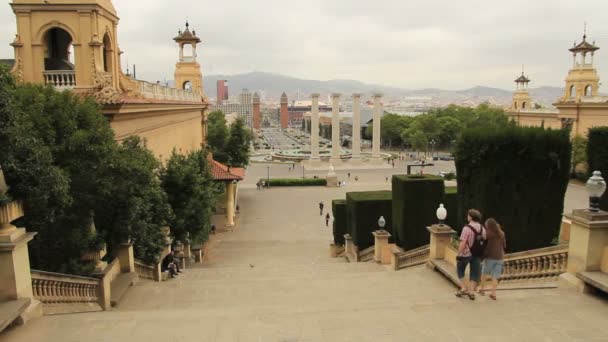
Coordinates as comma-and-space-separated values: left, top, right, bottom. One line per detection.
30, 270, 100, 305
135, 259, 157, 280
392, 244, 430, 270
43, 70, 76, 90
499, 245, 568, 285
357, 246, 375, 262
135, 79, 200, 102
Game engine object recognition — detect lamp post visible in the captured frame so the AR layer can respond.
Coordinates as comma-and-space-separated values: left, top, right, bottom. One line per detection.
302, 163, 305, 180
436, 203, 447, 225
266, 165, 270, 188
586, 170, 607, 212
430, 139, 436, 158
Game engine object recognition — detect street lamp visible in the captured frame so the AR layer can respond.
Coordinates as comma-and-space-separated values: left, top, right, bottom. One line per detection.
378, 216, 386, 230
302, 164, 305, 180
436, 203, 447, 225
430, 139, 436, 158
586, 170, 607, 212
266, 165, 270, 188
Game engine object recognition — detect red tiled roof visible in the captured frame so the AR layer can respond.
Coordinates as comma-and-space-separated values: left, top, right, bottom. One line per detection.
209, 158, 244, 181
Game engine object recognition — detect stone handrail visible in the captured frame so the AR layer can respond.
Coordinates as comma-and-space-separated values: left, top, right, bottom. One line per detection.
135, 259, 157, 280
135, 79, 200, 102
43, 70, 76, 90
358, 246, 375, 262
393, 244, 430, 270
499, 244, 568, 285
335, 245, 345, 257
31, 270, 100, 305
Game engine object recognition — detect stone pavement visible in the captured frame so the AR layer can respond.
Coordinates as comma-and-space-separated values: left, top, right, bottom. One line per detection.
2, 164, 607, 341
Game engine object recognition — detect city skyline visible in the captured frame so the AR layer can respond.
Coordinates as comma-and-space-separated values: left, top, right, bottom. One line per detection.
1, 0, 608, 90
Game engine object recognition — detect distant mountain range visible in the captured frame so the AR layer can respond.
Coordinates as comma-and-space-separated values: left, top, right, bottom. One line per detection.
202, 71, 564, 106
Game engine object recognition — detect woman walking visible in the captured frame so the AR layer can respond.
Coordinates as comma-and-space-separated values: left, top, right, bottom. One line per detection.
325, 213, 331, 227
478, 218, 506, 300
455, 209, 486, 300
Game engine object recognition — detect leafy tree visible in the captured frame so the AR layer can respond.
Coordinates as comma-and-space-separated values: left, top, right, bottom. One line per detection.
407, 130, 429, 153
160, 150, 219, 244
206, 110, 229, 163
571, 135, 588, 174
226, 118, 252, 167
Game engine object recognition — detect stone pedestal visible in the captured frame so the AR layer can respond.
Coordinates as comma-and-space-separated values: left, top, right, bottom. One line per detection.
373, 230, 391, 264
344, 234, 354, 259
427, 224, 455, 260
326, 174, 338, 187
0, 201, 42, 323
117, 242, 135, 273
560, 209, 608, 291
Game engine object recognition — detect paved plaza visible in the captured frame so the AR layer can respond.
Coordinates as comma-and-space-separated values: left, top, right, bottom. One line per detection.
2, 163, 606, 341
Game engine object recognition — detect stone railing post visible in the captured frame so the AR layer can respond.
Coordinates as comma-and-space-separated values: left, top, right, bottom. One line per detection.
373, 230, 391, 264
153, 262, 162, 282
390, 246, 404, 271
427, 224, 456, 260
561, 209, 608, 292
96, 269, 112, 310
344, 234, 354, 260
117, 242, 135, 273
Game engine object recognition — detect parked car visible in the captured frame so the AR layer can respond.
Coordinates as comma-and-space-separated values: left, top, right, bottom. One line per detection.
439, 155, 455, 161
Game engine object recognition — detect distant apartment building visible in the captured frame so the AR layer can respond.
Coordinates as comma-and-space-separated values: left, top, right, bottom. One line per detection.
211, 88, 253, 128
216, 80, 229, 104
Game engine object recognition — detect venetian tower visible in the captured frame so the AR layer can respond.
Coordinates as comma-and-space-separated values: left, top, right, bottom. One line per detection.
9, 0, 121, 91
561, 30, 600, 102
280, 92, 288, 129
174, 21, 203, 94
512, 69, 532, 111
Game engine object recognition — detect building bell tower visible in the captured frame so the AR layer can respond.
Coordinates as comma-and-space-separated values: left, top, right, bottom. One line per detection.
173, 21, 203, 95
512, 70, 532, 111
561, 30, 600, 102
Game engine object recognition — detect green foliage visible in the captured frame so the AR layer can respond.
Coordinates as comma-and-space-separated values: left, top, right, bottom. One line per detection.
160, 150, 219, 244
455, 125, 571, 252
264, 178, 327, 186
587, 127, 608, 210
332, 199, 347, 246
206, 110, 230, 163
392, 175, 445, 250
443, 187, 458, 230
226, 118, 252, 167
346, 191, 393, 250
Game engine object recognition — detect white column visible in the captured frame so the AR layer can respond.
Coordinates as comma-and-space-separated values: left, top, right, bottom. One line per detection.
331, 93, 341, 162
351, 93, 361, 159
311, 93, 320, 160
372, 93, 383, 159
225, 181, 235, 227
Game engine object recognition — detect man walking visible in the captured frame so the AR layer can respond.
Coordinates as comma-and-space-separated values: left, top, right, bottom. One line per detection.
319, 201, 324, 216
325, 213, 331, 227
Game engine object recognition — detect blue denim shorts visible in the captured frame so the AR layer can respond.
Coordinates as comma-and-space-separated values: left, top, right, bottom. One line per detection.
456, 256, 481, 282
483, 259, 504, 279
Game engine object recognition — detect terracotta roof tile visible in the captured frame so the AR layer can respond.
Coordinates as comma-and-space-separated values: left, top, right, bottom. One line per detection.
210, 158, 244, 181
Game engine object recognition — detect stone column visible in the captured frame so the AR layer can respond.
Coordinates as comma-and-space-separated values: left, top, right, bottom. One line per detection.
372, 93, 383, 159
310, 93, 320, 161
351, 93, 362, 160
0, 197, 42, 323
330, 93, 341, 164
560, 209, 608, 292
373, 229, 391, 264
226, 181, 235, 227
427, 224, 456, 260
117, 242, 135, 273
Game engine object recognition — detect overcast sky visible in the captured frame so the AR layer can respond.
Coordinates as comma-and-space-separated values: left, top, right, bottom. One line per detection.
2, 0, 608, 90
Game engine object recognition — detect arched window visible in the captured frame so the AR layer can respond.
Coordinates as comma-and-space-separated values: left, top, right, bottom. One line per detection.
522, 102, 526, 109
183, 81, 193, 91
102, 33, 113, 73
585, 85, 592, 97
569, 85, 576, 99
43, 27, 75, 70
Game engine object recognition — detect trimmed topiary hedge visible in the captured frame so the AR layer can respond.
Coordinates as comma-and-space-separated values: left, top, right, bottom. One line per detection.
262, 178, 327, 186
346, 191, 393, 250
587, 127, 608, 211
332, 199, 347, 246
443, 187, 458, 230
392, 175, 445, 250
455, 125, 571, 252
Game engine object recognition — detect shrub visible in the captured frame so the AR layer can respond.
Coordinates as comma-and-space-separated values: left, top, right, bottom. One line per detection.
392, 175, 445, 250
346, 191, 393, 250
332, 199, 347, 246
587, 127, 608, 211
443, 187, 459, 230
264, 178, 327, 186
455, 125, 571, 252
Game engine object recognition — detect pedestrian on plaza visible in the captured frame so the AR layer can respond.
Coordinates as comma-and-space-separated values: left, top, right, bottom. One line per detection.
319, 201, 324, 215
385, 176, 388, 182
478, 218, 506, 300
211, 224, 216, 235
256, 181, 261, 190
236, 205, 240, 214
348, 172, 351, 179
355, 176, 359, 182
392, 160, 395, 168
325, 213, 331, 227
455, 209, 486, 300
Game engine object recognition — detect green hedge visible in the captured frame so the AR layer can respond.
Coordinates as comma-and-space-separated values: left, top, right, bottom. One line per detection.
346, 191, 393, 250
455, 126, 571, 252
587, 127, 608, 211
443, 187, 458, 230
262, 178, 327, 186
332, 199, 347, 246
392, 175, 445, 250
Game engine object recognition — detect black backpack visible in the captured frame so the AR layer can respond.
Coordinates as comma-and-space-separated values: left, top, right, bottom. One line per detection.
466, 224, 486, 258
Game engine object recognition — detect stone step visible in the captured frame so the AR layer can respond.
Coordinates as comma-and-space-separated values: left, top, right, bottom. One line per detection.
0, 299, 30, 333
110, 272, 138, 307
577, 271, 608, 294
